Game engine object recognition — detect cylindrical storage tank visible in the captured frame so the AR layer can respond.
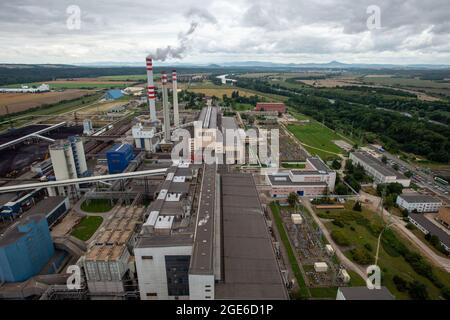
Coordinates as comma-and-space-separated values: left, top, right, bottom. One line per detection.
314, 262, 328, 273
74, 137, 88, 175
49, 141, 77, 180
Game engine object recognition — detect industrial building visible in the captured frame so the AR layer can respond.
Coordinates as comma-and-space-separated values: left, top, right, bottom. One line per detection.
104, 90, 124, 101
106, 144, 134, 174
0, 84, 50, 93
255, 102, 286, 114
396, 194, 442, 213
336, 287, 395, 300
266, 157, 336, 198
349, 152, 410, 187
0, 211, 54, 282
408, 213, 450, 252
437, 205, 450, 229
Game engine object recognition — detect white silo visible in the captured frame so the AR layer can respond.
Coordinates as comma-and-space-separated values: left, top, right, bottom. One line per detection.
70, 136, 88, 177
49, 140, 77, 181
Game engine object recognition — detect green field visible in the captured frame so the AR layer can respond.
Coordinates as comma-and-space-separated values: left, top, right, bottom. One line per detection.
80, 199, 115, 213
71, 216, 103, 241
286, 122, 346, 160
362, 76, 450, 90
99, 75, 147, 81
315, 201, 450, 300
233, 103, 254, 111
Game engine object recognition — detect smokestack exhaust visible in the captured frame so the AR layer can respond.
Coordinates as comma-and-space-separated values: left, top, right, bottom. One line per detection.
146, 56, 157, 123
161, 72, 171, 142
172, 70, 179, 127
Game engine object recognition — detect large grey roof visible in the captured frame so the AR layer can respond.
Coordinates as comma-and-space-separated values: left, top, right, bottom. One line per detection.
399, 194, 442, 204
339, 286, 395, 300
409, 213, 450, 248
351, 152, 405, 179
215, 173, 288, 300
268, 175, 327, 187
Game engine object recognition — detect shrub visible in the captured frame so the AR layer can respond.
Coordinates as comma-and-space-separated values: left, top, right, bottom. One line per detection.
364, 243, 373, 252
332, 220, 345, 228
353, 201, 362, 212
408, 281, 429, 300
350, 247, 374, 265
393, 275, 409, 292
331, 230, 350, 246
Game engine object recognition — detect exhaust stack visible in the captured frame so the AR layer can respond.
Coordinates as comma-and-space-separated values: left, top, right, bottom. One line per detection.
172, 70, 179, 127
145, 56, 157, 122
161, 72, 171, 142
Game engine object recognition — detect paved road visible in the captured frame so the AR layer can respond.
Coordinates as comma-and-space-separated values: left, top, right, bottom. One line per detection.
359, 191, 450, 272
302, 199, 368, 281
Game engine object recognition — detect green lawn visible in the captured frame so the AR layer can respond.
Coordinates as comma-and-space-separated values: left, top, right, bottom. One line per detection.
233, 103, 254, 111
71, 216, 103, 241
315, 201, 450, 300
270, 202, 310, 299
309, 287, 338, 299
286, 122, 345, 160
99, 75, 147, 81
281, 162, 306, 169
80, 199, 114, 213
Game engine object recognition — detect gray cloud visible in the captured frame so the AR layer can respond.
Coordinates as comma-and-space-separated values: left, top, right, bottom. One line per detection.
0, 0, 449, 64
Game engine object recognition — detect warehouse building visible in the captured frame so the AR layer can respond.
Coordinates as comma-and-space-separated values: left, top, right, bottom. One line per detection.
0, 211, 54, 282
409, 213, 450, 252
254, 102, 286, 114
396, 194, 442, 213
104, 90, 124, 101
349, 152, 410, 187
437, 206, 450, 229
336, 287, 395, 300
106, 144, 134, 174
266, 157, 336, 197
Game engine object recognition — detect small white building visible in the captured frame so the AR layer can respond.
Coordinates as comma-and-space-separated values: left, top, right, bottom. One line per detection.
325, 244, 335, 256
291, 214, 303, 225
314, 262, 328, 273
396, 194, 442, 213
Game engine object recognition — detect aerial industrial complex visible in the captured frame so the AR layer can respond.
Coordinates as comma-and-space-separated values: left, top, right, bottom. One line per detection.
0, 54, 449, 302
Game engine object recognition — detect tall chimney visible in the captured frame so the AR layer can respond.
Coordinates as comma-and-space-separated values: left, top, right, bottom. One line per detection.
145, 56, 157, 123
172, 70, 180, 127
161, 72, 171, 142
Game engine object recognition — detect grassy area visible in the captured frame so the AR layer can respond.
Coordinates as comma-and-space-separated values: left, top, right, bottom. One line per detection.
281, 162, 306, 169
309, 287, 338, 299
233, 103, 254, 111
315, 201, 450, 299
80, 199, 115, 213
362, 76, 450, 90
286, 122, 345, 160
99, 75, 147, 81
270, 202, 310, 299
71, 216, 103, 241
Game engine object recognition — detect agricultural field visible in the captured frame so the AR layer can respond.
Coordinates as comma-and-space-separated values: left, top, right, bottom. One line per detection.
315, 201, 450, 300
0, 90, 93, 116
98, 74, 147, 81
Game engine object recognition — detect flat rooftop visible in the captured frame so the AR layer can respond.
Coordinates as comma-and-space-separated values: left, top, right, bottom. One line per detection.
189, 164, 216, 275
409, 213, 450, 249
339, 286, 395, 300
399, 194, 442, 204
351, 152, 405, 179
268, 175, 328, 187
215, 173, 288, 300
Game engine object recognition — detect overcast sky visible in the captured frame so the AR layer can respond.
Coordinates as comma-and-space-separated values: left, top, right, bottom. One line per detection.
1, 0, 449, 65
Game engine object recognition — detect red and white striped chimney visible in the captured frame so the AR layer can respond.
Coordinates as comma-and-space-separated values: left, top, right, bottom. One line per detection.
161, 72, 171, 142
172, 70, 179, 127
145, 56, 157, 122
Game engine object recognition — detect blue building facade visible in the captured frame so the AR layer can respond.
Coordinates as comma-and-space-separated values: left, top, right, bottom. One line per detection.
0, 214, 54, 282
105, 90, 124, 100
106, 143, 134, 174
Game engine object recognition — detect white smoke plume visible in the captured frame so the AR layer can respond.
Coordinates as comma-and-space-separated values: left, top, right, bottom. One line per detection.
151, 8, 216, 61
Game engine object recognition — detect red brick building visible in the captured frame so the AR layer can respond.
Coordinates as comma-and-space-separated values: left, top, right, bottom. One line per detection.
254, 102, 286, 113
